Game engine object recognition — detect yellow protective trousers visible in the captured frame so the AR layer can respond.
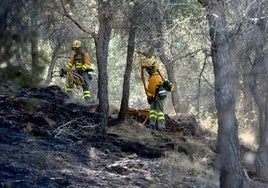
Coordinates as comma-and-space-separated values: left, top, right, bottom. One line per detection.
149, 94, 166, 130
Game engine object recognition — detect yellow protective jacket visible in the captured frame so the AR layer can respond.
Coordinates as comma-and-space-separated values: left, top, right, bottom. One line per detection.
66, 52, 91, 71
146, 70, 163, 97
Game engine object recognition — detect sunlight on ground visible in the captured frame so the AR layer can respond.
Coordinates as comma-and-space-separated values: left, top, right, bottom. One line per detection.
239, 127, 258, 150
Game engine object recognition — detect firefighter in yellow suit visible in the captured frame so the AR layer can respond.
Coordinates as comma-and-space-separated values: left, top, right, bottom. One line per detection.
65, 40, 93, 101
142, 55, 167, 131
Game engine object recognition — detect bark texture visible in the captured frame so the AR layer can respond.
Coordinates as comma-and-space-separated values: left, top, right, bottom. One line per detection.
198, 0, 244, 187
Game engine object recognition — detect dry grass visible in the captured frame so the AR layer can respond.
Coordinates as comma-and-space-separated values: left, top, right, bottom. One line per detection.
159, 149, 218, 187
161, 135, 219, 186
107, 119, 156, 145
107, 119, 219, 187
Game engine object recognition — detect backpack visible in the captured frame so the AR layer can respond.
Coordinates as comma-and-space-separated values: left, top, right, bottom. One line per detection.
157, 70, 174, 92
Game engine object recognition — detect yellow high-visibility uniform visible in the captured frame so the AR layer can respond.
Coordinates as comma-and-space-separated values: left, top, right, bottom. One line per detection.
146, 69, 166, 131
66, 52, 92, 100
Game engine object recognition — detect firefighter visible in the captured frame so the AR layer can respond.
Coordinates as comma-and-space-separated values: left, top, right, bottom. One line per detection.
141, 55, 167, 131
65, 40, 93, 101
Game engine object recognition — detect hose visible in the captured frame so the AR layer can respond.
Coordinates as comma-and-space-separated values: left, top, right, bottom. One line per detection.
66, 69, 84, 88
138, 52, 149, 97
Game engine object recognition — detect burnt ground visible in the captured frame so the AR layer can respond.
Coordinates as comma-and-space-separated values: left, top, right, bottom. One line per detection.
0, 85, 267, 188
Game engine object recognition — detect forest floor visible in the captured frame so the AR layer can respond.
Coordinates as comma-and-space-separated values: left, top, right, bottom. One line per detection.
0, 85, 267, 188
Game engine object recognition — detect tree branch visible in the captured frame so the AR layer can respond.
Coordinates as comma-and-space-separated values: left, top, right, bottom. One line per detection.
60, 0, 95, 37
198, 0, 209, 7
171, 49, 204, 63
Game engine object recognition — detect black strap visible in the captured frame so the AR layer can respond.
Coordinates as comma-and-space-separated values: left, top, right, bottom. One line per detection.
157, 69, 165, 82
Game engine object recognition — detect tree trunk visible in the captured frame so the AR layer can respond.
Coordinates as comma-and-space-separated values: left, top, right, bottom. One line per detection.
230, 30, 253, 120
249, 55, 268, 179
30, 2, 39, 85
198, 0, 244, 187
256, 92, 268, 179
92, 0, 113, 135
160, 55, 181, 114
45, 47, 59, 86
117, 25, 136, 121
117, 2, 140, 122
153, 4, 180, 114
248, 9, 268, 178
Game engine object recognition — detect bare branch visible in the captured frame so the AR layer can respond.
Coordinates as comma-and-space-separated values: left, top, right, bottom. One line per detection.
60, 0, 94, 36
198, 0, 209, 7
172, 49, 205, 63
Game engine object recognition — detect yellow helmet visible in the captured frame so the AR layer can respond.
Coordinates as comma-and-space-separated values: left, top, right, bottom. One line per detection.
72, 40, 82, 49
142, 55, 158, 68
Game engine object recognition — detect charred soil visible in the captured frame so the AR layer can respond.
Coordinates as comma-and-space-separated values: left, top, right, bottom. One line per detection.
0, 85, 267, 188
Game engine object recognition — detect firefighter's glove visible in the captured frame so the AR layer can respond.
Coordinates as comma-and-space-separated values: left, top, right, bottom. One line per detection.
147, 96, 153, 104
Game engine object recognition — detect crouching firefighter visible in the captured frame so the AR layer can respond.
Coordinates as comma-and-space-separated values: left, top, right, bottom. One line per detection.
64, 40, 94, 101
139, 53, 167, 131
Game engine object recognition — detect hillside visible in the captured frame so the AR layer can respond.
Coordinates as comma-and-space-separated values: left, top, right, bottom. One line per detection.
0, 85, 266, 188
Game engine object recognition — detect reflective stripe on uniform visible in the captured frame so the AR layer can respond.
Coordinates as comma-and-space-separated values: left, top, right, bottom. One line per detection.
67, 62, 73, 69
66, 87, 73, 92
83, 90, 91, 98
149, 109, 157, 119
157, 111, 165, 120
82, 64, 90, 70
